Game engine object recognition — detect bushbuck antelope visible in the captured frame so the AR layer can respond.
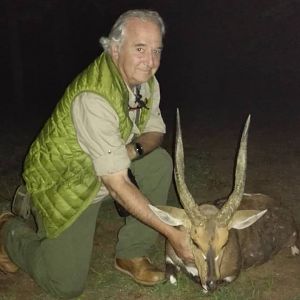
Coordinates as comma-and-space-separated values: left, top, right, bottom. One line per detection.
149, 110, 299, 292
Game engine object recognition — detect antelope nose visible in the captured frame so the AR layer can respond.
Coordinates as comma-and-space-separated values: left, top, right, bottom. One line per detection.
206, 280, 217, 291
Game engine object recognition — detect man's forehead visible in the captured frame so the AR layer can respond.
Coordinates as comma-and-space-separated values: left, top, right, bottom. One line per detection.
123, 19, 162, 46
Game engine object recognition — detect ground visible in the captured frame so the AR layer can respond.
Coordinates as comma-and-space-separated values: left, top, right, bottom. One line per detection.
0, 107, 299, 299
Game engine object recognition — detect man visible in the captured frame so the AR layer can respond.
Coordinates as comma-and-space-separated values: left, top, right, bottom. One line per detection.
0, 9, 192, 299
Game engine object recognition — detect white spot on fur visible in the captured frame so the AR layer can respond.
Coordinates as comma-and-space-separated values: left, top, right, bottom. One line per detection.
224, 275, 236, 282
166, 256, 180, 271
166, 256, 175, 265
291, 245, 300, 256
169, 275, 177, 285
202, 284, 208, 293
185, 266, 198, 277
166, 255, 182, 271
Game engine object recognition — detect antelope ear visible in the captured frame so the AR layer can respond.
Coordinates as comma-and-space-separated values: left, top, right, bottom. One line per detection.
228, 209, 268, 230
149, 204, 184, 226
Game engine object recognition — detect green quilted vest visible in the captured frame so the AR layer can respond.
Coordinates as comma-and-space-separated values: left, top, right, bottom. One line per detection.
23, 52, 154, 238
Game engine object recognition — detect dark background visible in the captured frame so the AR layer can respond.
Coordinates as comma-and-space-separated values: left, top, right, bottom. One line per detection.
1, 0, 300, 134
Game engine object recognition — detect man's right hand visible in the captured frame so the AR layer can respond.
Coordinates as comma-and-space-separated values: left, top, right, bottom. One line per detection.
101, 170, 194, 264
167, 228, 194, 263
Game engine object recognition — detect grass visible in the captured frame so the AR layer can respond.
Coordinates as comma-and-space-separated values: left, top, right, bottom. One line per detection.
1, 128, 299, 300
75, 258, 275, 300
52, 200, 276, 300
0, 189, 277, 300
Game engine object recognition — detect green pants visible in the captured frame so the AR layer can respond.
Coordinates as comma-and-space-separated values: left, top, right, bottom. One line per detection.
3, 148, 173, 299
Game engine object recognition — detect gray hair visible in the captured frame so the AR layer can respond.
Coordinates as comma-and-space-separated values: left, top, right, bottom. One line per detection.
99, 9, 165, 52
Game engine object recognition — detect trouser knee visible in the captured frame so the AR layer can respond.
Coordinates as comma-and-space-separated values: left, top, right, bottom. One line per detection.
45, 276, 85, 299
135, 148, 173, 206
142, 147, 173, 177
156, 148, 173, 175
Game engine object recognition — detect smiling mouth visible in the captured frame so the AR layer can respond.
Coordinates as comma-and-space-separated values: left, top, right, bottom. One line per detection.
139, 69, 151, 73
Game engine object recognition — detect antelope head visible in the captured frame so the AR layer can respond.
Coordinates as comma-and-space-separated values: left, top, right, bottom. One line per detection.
150, 110, 267, 292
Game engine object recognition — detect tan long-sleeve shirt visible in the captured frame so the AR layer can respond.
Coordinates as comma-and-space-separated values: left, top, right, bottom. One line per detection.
71, 79, 166, 202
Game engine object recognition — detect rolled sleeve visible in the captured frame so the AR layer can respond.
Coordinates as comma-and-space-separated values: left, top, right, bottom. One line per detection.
92, 146, 130, 176
71, 92, 131, 176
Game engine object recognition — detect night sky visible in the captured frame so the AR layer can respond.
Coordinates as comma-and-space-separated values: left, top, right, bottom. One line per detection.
2, 0, 300, 131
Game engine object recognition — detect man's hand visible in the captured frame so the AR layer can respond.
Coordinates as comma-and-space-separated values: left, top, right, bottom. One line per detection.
167, 228, 194, 263
101, 170, 195, 263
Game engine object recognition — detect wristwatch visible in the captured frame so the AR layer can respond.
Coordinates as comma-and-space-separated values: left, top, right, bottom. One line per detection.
134, 142, 144, 157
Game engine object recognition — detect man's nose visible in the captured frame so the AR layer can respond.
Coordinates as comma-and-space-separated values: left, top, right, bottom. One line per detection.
145, 51, 155, 68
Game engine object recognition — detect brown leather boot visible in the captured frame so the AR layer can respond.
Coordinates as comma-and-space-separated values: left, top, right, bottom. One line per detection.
0, 212, 19, 273
115, 256, 166, 286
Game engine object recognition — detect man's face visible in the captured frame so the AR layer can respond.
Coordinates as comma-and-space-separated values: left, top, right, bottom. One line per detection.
111, 18, 163, 88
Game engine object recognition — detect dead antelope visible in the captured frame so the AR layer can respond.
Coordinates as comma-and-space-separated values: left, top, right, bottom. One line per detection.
150, 110, 299, 292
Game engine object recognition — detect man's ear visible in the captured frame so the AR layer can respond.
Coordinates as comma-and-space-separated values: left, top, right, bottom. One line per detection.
149, 204, 184, 226
111, 43, 119, 60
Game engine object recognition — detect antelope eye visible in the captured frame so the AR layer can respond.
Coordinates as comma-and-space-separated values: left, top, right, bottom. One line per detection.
222, 240, 229, 249
191, 240, 199, 248
201, 252, 207, 261
215, 248, 224, 261
191, 240, 207, 260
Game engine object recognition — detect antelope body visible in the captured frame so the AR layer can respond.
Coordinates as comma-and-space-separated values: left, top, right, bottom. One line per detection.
150, 111, 299, 292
